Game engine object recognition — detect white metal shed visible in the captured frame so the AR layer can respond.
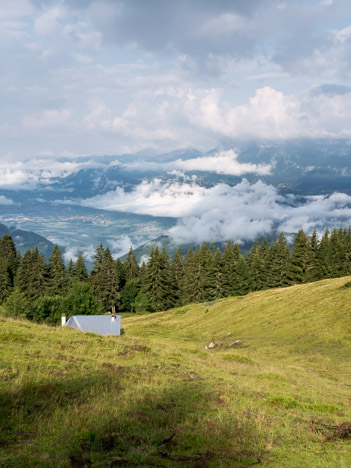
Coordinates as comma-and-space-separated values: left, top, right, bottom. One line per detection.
64, 315, 121, 336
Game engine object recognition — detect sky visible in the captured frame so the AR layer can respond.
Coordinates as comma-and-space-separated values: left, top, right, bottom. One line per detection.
1, 0, 351, 160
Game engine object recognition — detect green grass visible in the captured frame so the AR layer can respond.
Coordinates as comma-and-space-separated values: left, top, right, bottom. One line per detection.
1, 277, 351, 466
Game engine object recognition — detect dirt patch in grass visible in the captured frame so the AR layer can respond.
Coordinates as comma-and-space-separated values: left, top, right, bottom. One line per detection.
117, 344, 151, 356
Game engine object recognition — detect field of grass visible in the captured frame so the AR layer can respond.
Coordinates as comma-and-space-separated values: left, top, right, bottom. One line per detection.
1, 277, 351, 467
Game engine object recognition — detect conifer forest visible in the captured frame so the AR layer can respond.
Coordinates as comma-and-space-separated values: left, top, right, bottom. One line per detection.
1, 226, 351, 325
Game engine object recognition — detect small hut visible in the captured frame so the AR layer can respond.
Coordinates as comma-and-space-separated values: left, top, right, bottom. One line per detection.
63, 315, 121, 336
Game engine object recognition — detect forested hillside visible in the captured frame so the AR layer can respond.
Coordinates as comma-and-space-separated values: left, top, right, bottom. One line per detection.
1, 226, 351, 324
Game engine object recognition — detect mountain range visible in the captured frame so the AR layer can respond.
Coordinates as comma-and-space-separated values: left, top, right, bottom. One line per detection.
1, 139, 351, 262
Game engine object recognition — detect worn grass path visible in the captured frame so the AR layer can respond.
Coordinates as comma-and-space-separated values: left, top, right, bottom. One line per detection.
1, 277, 351, 466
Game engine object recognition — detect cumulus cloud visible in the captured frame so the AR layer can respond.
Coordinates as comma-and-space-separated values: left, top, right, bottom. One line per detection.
81, 177, 351, 244
77, 86, 351, 149
81, 179, 208, 217
1, 0, 351, 156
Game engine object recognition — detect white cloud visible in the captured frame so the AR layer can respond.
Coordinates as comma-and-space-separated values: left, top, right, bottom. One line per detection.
0, 158, 105, 189
0, 195, 15, 205
0, 0, 33, 19
81, 177, 351, 244
75, 86, 351, 151
22, 109, 73, 130
81, 178, 208, 217
34, 7, 64, 36
127, 149, 271, 176
108, 236, 134, 259
170, 183, 351, 244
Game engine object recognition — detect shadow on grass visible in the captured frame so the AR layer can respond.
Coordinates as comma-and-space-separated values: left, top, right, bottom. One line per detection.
0, 367, 264, 467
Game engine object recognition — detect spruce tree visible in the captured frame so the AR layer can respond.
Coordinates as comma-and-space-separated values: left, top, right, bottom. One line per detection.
287, 229, 312, 284
182, 247, 205, 304
222, 241, 240, 297
123, 247, 139, 282
141, 247, 174, 311
171, 248, 184, 306
233, 256, 252, 296
306, 228, 321, 282
29, 247, 48, 301
206, 248, 224, 300
329, 228, 346, 278
74, 252, 89, 282
0, 234, 18, 286
116, 258, 126, 289
0, 258, 11, 303
248, 241, 266, 290
90, 245, 121, 313
318, 228, 333, 279
47, 244, 68, 296
15, 249, 33, 297
267, 233, 290, 288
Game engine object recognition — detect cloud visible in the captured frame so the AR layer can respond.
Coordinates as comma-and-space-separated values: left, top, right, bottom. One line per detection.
107, 236, 134, 259
22, 109, 73, 130
0, 195, 15, 205
81, 179, 208, 217
0, 158, 105, 189
170, 183, 351, 244
81, 177, 351, 244
34, 7, 64, 36
1, 1, 351, 156
127, 149, 272, 176
0, 0, 33, 19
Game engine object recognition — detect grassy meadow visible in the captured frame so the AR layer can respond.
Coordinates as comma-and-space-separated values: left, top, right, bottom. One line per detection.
0, 277, 351, 467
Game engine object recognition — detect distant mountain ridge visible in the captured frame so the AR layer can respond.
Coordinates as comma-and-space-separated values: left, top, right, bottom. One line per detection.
0, 223, 55, 257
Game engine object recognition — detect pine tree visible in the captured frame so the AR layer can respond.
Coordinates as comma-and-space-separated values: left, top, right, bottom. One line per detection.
0, 258, 11, 303
248, 240, 266, 290
343, 227, 351, 275
15, 249, 33, 297
287, 229, 312, 284
267, 233, 290, 288
29, 247, 48, 301
74, 252, 89, 282
181, 247, 205, 304
141, 247, 174, 311
206, 248, 224, 300
306, 228, 321, 282
123, 247, 139, 282
318, 228, 333, 279
47, 244, 68, 296
116, 258, 126, 289
90, 245, 121, 313
0, 234, 18, 287
68, 259, 75, 279
329, 228, 346, 278
171, 248, 184, 306
233, 256, 252, 296
222, 241, 240, 297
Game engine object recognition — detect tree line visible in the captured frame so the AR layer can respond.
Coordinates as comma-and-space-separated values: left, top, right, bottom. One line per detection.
1, 226, 351, 324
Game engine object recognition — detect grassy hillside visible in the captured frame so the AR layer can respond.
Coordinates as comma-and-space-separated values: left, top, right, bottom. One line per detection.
1, 278, 351, 467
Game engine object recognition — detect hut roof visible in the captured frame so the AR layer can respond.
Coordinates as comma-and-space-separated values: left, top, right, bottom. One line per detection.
65, 315, 121, 336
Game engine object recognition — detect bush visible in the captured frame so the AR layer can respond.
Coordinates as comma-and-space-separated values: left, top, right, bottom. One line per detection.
61, 282, 102, 318
2, 288, 29, 319
29, 296, 64, 325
